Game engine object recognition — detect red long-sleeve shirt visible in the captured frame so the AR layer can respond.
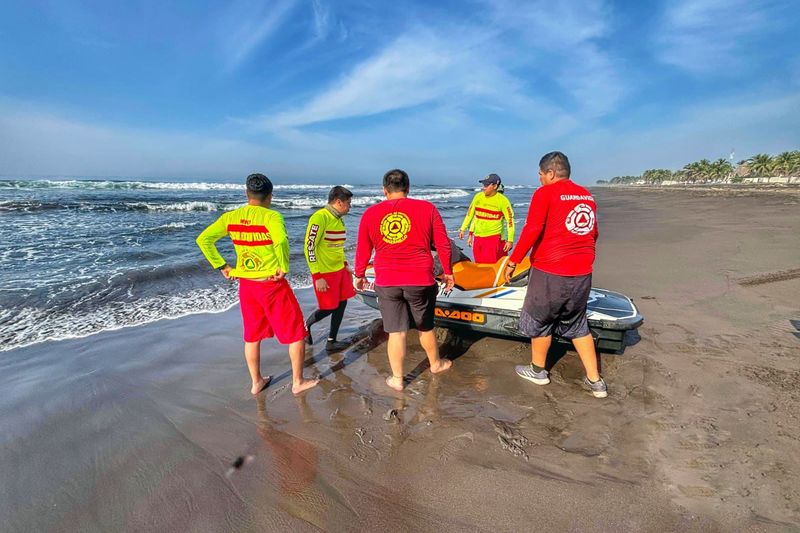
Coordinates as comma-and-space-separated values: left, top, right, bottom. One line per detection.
355, 197, 452, 287
509, 180, 598, 276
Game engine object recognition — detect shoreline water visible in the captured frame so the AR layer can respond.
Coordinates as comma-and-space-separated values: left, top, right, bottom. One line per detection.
2, 187, 799, 531
0, 179, 497, 353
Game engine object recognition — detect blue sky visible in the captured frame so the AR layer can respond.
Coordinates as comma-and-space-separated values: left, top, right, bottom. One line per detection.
0, 0, 798, 185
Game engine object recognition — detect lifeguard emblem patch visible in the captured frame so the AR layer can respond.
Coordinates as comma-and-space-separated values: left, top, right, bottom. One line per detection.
379, 212, 411, 244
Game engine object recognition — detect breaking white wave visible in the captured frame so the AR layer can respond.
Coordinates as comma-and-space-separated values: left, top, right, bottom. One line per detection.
0, 179, 353, 192
126, 201, 227, 212
117, 190, 472, 212
144, 221, 202, 232
273, 190, 470, 209
0, 276, 313, 352
1, 191, 471, 215
411, 189, 470, 201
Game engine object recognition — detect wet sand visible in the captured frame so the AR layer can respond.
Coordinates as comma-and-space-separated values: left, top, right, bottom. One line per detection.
2, 187, 799, 531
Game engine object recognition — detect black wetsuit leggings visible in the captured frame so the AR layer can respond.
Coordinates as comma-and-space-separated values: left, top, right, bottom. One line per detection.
306, 299, 347, 340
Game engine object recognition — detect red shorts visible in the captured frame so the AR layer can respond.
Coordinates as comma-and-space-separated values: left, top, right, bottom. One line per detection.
238, 278, 307, 344
312, 267, 356, 310
473, 234, 507, 264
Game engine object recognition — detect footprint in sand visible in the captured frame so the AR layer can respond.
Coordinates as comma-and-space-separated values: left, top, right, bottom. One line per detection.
437, 432, 474, 462
558, 431, 609, 458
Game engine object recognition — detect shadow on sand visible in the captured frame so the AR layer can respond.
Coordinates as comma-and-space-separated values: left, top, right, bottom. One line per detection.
266, 319, 387, 390
267, 319, 643, 392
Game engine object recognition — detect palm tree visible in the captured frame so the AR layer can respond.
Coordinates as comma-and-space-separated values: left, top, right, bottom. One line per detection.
712, 158, 733, 181
748, 153, 774, 177
643, 168, 671, 184
680, 162, 702, 183
697, 159, 713, 182
773, 151, 800, 177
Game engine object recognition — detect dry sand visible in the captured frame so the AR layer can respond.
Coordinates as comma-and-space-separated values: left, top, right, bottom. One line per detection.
1, 187, 798, 532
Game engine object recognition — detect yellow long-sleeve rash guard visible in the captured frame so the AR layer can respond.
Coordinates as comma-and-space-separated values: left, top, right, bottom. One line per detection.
196, 204, 290, 279
304, 205, 348, 275
460, 192, 515, 241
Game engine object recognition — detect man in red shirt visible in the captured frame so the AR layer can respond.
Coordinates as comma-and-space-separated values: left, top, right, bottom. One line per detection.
504, 152, 607, 398
354, 169, 455, 391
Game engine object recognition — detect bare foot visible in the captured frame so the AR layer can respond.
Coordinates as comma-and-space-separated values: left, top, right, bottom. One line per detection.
292, 378, 320, 395
251, 375, 272, 395
385, 375, 404, 392
430, 358, 453, 374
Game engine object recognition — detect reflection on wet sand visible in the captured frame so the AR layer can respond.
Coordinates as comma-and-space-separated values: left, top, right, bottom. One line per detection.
240, 394, 360, 530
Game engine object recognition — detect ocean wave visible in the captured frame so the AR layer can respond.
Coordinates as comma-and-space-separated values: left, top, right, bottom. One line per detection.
472, 185, 533, 192
125, 201, 229, 212
0, 199, 235, 213
275, 184, 354, 190
0, 200, 65, 212
0, 179, 353, 192
411, 189, 470, 200
272, 190, 470, 209
0, 178, 509, 194
0, 276, 314, 352
144, 221, 201, 232
0, 193, 468, 214
0, 287, 238, 352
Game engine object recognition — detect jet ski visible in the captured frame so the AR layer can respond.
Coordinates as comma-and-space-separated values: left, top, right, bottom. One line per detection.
355, 243, 643, 352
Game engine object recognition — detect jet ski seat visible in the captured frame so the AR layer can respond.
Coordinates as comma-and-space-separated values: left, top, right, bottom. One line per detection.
449, 257, 532, 290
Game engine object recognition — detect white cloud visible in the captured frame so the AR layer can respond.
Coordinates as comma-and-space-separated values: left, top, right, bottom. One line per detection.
556, 44, 625, 118
257, 27, 556, 129
4, 86, 796, 186
656, 0, 773, 73
486, 0, 610, 46
254, 0, 626, 130
484, 0, 625, 117
218, 0, 299, 70
0, 100, 276, 178
311, 0, 331, 40
261, 31, 456, 128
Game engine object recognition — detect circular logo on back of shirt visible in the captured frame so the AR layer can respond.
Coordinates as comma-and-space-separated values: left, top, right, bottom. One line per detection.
379, 212, 412, 244
565, 203, 595, 235
241, 250, 263, 270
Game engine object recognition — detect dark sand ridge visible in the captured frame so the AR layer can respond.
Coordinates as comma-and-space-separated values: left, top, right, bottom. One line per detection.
1, 187, 798, 531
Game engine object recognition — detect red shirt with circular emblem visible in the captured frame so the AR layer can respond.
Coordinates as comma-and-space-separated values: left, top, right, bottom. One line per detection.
509, 180, 598, 276
355, 197, 453, 287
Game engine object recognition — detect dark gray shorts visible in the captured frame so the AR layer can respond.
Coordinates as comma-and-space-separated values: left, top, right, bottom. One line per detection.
375, 284, 438, 333
519, 268, 592, 339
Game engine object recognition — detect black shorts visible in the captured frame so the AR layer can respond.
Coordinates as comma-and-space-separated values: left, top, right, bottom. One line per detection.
375, 284, 438, 333
519, 268, 592, 339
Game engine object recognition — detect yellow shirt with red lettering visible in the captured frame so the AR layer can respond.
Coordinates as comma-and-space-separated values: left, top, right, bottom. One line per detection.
196, 205, 290, 279
460, 192, 515, 241
304, 206, 348, 275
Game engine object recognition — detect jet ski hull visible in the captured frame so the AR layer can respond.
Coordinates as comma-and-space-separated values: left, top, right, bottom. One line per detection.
356, 283, 643, 353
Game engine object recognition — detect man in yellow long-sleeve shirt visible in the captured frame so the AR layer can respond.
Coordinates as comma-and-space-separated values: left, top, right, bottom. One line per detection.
458, 173, 515, 263
196, 173, 319, 396
303, 186, 355, 352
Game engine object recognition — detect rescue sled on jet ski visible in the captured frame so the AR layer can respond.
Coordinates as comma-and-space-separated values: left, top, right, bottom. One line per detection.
355, 250, 643, 353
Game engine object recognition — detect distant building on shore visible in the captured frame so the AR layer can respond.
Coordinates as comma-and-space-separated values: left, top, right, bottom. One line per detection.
742, 176, 800, 184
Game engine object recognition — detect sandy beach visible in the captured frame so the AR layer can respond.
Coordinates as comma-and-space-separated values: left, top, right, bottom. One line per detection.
2, 187, 799, 532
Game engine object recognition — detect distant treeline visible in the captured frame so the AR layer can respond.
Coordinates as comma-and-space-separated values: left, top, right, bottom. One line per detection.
598, 150, 800, 185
